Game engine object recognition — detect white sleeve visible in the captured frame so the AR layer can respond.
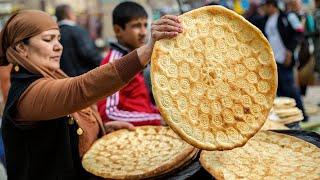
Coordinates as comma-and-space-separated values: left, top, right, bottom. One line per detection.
287, 13, 303, 31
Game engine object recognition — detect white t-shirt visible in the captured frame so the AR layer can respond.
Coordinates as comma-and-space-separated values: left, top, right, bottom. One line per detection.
265, 12, 287, 64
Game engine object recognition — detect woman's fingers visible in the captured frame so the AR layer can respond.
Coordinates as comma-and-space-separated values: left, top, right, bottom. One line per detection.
161, 15, 180, 23
152, 31, 178, 40
151, 15, 183, 41
152, 24, 182, 33
116, 122, 135, 131
153, 18, 181, 28
104, 121, 135, 134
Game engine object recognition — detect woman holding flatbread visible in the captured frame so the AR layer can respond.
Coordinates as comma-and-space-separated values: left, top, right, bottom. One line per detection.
0, 10, 182, 179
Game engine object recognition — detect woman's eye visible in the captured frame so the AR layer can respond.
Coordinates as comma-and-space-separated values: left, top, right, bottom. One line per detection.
43, 39, 52, 42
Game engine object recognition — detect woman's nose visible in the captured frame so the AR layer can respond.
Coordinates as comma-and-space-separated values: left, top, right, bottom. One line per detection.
54, 41, 63, 51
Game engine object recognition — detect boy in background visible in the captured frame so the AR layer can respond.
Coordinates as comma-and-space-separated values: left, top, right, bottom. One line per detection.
97, 1, 162, 126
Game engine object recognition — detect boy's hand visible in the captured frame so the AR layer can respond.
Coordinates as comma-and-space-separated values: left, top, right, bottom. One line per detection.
104, 121, 135, 134
137, 15, 182, 66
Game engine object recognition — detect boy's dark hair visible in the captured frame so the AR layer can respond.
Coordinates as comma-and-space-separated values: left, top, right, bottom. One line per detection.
112, 1, 148, 29
55, 4, 71, 22
264, 0, 278, 8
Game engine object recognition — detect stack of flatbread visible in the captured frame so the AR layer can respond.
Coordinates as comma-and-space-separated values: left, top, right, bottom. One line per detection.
272, 97, 304, 124
82, 126, 198, 179
261, 119, 289, 130
200, 131, 320, 179
304, 102, 320, 116
151, 5, 277, 151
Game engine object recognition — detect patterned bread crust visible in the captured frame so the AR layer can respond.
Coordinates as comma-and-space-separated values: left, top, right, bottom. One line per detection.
82, 126, 195, 179
200, 131, 320, 180
151, 5, 277, 150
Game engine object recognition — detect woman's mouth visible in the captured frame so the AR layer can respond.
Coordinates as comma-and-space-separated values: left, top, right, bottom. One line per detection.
51, 56, 60, 61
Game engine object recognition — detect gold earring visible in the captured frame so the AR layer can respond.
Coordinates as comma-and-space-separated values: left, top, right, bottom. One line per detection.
14, 64, 19, 72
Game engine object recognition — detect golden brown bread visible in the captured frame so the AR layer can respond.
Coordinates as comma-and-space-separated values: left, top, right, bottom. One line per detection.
200, 131, 320, 179
82, 126, 195, 179
151, 5, 277, 150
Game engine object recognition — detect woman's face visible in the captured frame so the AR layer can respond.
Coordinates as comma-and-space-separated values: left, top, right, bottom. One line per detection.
21, 29, 63, 70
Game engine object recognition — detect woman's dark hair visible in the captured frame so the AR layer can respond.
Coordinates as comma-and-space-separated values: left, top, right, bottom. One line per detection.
112, 1, 148, 29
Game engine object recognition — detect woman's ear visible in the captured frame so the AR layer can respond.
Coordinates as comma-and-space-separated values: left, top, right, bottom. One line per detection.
15, 42, 28, 57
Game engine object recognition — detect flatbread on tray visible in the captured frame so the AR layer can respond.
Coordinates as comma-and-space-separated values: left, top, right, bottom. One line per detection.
82, 126, 195, 179
151, 5, 277, 150
200, 131, 320, 180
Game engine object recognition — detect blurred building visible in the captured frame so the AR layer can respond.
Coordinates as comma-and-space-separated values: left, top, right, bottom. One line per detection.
1, 0, 318, 41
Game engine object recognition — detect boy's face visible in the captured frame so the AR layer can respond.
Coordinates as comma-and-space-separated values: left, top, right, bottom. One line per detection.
115, 17, 148, 50
265, 4, 276, 15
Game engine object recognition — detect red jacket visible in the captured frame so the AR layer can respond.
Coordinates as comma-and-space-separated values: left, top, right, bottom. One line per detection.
97, 45, 161, 126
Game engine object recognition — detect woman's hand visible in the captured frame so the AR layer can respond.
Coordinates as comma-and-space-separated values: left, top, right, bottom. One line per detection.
149, 15, 183, 45
137, 15, 183, 66
104, 121, 135, 134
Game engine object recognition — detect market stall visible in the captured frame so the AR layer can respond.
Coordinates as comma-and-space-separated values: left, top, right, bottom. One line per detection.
81, 5, 320, 180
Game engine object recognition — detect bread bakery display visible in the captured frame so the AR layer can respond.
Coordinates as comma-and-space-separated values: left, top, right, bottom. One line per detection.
82, 126, 197, 179
151, 5, 277, 150
81, 5, 320, 180
271, 97, 304, 124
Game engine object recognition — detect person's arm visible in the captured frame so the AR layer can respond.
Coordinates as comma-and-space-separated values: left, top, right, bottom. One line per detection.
17, 50, 141, 121
287, 13, 304, 33
16, 15, 182, 121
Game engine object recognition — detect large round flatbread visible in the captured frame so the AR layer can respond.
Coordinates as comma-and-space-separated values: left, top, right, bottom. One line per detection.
82, 126, 195, 179
200, 131, 320, 179
151, 5, 277, 150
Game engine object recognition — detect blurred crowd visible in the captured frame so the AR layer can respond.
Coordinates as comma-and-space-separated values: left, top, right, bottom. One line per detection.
0, 0, 319, 178
245, 0, 320, 124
